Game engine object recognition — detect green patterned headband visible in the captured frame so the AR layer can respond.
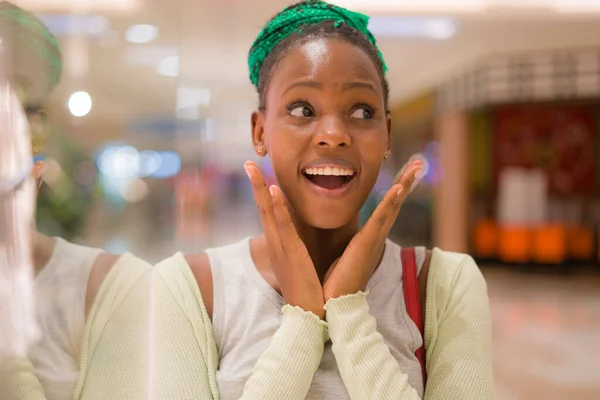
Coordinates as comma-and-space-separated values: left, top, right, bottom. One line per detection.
248, 0, 387, 87
0, 1, 62, 101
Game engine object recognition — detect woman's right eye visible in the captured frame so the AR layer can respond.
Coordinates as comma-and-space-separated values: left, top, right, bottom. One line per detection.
289, 105, 314, 118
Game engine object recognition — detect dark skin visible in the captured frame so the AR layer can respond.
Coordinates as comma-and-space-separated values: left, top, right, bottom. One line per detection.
188, 38, 428, 321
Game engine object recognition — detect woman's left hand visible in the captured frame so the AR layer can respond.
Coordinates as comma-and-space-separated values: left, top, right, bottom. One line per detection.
322, 160, 423, 301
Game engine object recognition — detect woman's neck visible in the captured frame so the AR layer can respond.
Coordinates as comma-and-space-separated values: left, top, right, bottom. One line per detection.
290, 213, 360, 282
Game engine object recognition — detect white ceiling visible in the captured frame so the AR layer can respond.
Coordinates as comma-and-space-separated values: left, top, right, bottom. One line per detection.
15, 0, 600, 165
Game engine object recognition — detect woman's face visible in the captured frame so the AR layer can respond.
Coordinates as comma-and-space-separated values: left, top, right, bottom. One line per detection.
252, 37, 390, 229
15, 82, 47, 189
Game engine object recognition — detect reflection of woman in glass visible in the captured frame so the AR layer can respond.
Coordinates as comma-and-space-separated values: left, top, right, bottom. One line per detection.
0, 3, 149, 400
150, 2, 493, 399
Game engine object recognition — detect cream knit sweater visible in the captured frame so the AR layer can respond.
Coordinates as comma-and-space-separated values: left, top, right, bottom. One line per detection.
0, 247, 493, 399
143, 247, 493, 399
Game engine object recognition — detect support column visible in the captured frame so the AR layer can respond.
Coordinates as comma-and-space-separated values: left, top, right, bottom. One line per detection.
433, 111, 469, 253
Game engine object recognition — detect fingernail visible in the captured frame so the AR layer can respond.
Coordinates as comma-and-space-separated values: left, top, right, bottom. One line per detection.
244, 165, 251, 179
269, 185, 276, 196
396, 184, 404, 196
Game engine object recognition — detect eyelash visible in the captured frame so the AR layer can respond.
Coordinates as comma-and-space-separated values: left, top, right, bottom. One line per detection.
352, 103, 377, 119
286, 99, 313, 115
285, 100, 378, 119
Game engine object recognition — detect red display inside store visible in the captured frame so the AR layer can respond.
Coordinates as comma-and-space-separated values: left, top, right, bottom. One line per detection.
493, 105, 595, 195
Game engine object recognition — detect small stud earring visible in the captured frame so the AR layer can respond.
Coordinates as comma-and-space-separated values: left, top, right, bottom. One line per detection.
257, 146, 263, 154
384, 152, 389, 159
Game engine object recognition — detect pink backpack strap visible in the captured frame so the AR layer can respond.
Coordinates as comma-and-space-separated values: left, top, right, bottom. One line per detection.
401, 247, 427, 386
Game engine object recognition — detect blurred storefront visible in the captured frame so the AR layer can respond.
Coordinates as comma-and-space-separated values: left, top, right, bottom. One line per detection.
428, 46, 600, 266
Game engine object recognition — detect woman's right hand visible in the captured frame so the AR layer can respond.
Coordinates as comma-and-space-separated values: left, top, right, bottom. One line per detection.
245, 161, 325, 319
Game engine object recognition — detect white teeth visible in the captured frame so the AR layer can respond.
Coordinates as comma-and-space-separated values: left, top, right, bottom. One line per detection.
304, 167, 354, 176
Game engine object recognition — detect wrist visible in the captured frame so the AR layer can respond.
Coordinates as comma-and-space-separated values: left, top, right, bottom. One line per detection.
285, 300, 325, 320
323, 290, 369, 319
323, 285, 367, 302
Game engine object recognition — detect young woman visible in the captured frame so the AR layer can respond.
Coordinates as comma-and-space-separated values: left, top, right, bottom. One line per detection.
76, 1, 493, 399
0, 3, 152, 399
156, 1, 494, 399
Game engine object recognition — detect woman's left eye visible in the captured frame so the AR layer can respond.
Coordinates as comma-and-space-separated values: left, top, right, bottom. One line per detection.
350, 107, 374, 120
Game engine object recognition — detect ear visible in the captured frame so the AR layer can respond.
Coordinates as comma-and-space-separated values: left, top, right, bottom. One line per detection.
251, 110, 267, 156
385, 113, 392, 156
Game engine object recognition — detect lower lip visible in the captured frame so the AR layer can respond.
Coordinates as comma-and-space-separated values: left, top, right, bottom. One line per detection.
302, 174, 356, 198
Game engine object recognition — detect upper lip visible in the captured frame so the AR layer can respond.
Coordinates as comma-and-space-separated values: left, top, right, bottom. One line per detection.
301, 158, 357, 174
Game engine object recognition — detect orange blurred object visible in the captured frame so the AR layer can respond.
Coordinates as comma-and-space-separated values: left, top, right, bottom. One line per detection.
498, 226, 530, 263
472, 218, 498, 258
568, 225, 594, 261
531, 224, 567, 264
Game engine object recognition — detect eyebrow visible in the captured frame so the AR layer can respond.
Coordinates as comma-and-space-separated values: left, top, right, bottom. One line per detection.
283, 80, 323, 95
342, 81, 377, 93
283, 80, 378, 95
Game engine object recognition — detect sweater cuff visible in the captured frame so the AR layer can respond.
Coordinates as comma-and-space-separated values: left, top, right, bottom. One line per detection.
323, 290, 369, 314
281, 304, 329, 343
323, 291, 371, 337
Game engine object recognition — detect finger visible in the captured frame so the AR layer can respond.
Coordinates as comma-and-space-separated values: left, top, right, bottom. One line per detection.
361, 164, 422, 243
393, 157, 422, 184
244, 161, 282, 254
393, 160, 409, 183
396, 161, 423, 192
360, 183, 405, 243
270, 185, 307, 258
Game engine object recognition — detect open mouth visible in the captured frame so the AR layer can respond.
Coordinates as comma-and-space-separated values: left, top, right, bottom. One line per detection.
302, 166, 356, 190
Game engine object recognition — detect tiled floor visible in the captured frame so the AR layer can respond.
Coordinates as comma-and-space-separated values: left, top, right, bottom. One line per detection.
485, 267, 600, 399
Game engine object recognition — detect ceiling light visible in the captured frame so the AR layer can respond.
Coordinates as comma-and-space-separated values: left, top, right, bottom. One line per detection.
124, 46, 178, 66
37, 15, 109, 37
151, 151, 181, 179
68, 91, 92, 117
156, 56, 179, 77
333, 0, 600, 14
125, 24, 159, 44
554, 0, 600, 13
177, 87, 211, 109
19, 0, 141, 12
176, 108, 200, 120
368, 17, 457, 40
331, 0, 486, 13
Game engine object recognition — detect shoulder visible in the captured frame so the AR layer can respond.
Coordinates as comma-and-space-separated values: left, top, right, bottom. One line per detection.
153, 250, 216, 320
185, 253, 213, 320
427, 248, 489, 310
429, 248, 485, 287
86, 252, 151, 317
175, 238, 257, 320
86, 253, 120, 317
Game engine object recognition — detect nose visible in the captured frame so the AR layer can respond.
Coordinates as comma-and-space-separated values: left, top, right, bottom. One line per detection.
313, 116, 351, 149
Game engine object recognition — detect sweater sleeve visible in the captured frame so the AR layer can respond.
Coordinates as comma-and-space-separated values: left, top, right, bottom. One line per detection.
422, 254, 493, 400
152, 253, 328, 400
239, 305, 328, 400
0, 357, 46, 400
73, 254, 154, 400
324, 253, 493, 400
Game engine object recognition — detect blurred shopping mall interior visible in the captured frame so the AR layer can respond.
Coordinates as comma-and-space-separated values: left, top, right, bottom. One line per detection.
8, 0, 600, 398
